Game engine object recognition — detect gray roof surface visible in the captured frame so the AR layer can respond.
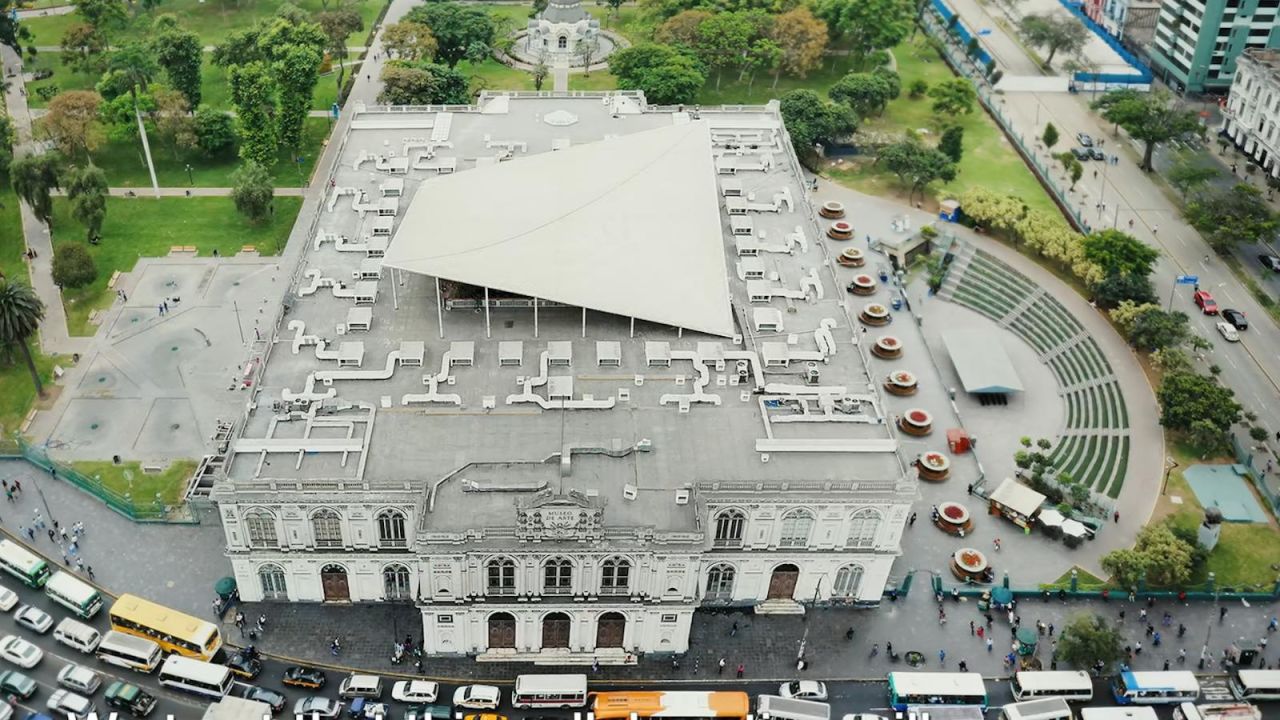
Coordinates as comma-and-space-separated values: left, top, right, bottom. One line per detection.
941, 329, 1025, 394
541, 0, 590, 23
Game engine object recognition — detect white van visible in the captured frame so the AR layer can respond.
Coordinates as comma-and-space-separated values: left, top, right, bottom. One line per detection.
338, 674, 384, 700
757, 695, 832, 720
53, 617, 102, 654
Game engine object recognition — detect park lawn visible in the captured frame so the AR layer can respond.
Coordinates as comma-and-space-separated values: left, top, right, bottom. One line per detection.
49, 196, 301, 336
460, 58, 536, 93
71, 459, 198, 506
568, 71, 619, 91
88, 116, 329, 188
19, 0, 388, 47
586, 4, 650, 44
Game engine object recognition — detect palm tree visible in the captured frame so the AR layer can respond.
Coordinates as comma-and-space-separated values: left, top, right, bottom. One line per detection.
0, 281, 47, 399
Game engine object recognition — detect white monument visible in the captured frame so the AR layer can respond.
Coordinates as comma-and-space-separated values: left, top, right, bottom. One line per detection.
525, 0, 600, 61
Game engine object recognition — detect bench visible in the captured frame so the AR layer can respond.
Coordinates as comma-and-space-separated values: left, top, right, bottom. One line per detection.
241, 245, 257, 253
107, 270, 122, 289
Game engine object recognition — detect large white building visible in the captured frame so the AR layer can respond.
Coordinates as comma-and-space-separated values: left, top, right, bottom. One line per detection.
1222, 47, 1280, 181
211, 93, 916, 661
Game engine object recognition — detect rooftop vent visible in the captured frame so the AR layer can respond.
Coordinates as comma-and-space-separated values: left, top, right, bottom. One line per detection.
623, 484, 638, 501
674, 489, 690, 505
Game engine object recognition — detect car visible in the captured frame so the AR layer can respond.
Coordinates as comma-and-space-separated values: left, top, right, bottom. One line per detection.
224, 652, 262, 679
1222, 308, 1247, 330
0, 586, 17, 613
1076, 132, 1093, 147
230, 683, 287, 714
1216, 322, 1240, 342
0, 670, 36, 699
293, 697, 342, 720
403, 705, 452, 720
778, 680, 829, 701
842, 716, 889, 720
104, 682, 156, 718
0, 636, 42, 669
46, 689, 95, 719
1193, 290, 1219, 315
452, 685, 501, 710
1071, 146, 1091, 161
1258, 254, 1280, 272
1088, 147, 1106, 161
12, 606, 52, 635
282, 666, 327, 689
392, 681, 439, 704
56, 665, 101, 696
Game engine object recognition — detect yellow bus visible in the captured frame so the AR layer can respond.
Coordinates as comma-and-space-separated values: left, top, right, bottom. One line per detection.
108, 594, 222, 661
592, 692, 750, 720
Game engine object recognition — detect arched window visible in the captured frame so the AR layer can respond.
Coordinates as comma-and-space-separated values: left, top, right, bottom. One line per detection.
258, 564, 287, 600
543, 558, 573, 595
832, 564, 864, 599
705, 563, 735, 600
600, 557, 631, 595
847, 508, 882, 548
311, 509, 343, 548
486, 558, 517, 596
557, 35, 568, 49
243, 510, 278, 548
778, 509, 814, 548
377, 509, 407, 548
383, 564, 412, 600
713, 509, 746, 547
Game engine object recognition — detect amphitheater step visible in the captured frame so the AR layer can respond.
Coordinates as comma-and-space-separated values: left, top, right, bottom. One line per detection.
998, 287, 1048, 329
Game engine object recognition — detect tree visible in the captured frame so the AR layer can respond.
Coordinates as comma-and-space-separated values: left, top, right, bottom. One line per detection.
815, 0, 912, 68
52, 243, 97, 288
317, 9, 364, 93
693, 12, 757, 91
377, 61, 470, 105
0, 0, 30, 56
60, 23, 108, 75
608, 44, 706, 105
0, 115, 13, 181
1018, 14, 1088, 68
908, 78, 928, 99
228, 61, 279, 167
1081, 229, 1159, 278
532, 58, 549, 91
381, 21, 438, 61
10, 153, 63, 227
1102, 524, 1196, 588
406, 3, 496, 68
656, 9, 712, 47
1167, 151, 1220, 200
1158, 370, 1242, 434
108, 41, 159, 100
151, 24, 203, 109
0, 281, 47, 399
66, 164, 108, 242
928, 78, 976, 116
1042, 122, 1059, 149
73, 0, 128, 40
879, 138, 957, 203
1127, 307, 1189, 352
231, 161, 274, 223
779, 89, 857, 165
194, 108, 237, 157
1092, 89, 1201, 171
1184, 183, 1279, 253
939, 125, 964, 163
575, 38, 598, 74
152, 87, 196, 158
1056, 613, 1124, 671
41, 91, 105, 159
1093, 272, 1156, 309
828, 71, 894, 117
274, 44, 323, 151
958, 187, 1027, 234
768, 7, 826, 87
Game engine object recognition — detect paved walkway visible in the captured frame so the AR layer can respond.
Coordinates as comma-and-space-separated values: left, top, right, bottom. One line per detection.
46, 187, 307, 197
25, 107, 338, 119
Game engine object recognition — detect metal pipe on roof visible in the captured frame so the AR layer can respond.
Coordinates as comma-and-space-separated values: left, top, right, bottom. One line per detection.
391, 267, 399, 310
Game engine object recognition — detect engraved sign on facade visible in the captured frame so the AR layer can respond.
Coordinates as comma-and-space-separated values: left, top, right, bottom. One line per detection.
516, 491, 604, 541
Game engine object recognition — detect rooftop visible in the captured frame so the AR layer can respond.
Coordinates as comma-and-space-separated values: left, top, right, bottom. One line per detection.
225, 93, 912, 535
1241, 47, 1280, 73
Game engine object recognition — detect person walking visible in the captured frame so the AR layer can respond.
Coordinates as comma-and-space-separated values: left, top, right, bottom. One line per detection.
735, 663, 744, 679
1220, 607, 1229, 622
938, 649, 946, 665
993, 538, 1001, 552
969, 620, 975, 636
256, 614, 266, 633
1114, 511, 1120, 523
86, 566, 95, 581
909, 512, 917, 527
730, 621, 738, 637
234, 612, 246, 638
718, 658, 726, 675
958, 659, 968, 672
976, 626, 985, 640
986, 638, 994, 652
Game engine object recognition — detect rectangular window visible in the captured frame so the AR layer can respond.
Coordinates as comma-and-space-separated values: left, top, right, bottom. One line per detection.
437, 615, 454, 625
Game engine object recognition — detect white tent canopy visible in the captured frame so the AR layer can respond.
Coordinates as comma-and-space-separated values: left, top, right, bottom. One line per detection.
382, 120, 735, 337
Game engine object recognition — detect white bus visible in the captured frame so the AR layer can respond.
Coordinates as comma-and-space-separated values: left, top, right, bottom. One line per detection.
1229, 669, 1280, 701
1012, 671, 1095, 702
999, 698, 1074, 720
1172, 703, 1262, 720
1080, 709, 1159, 720
0, 539, 52, 588
512, 674, 588, 708
1111, 671, 1200, 705
158, 655, 234, 699
44, 570, 103, 619
96, 630, 162, 673
887, 672, 988, 711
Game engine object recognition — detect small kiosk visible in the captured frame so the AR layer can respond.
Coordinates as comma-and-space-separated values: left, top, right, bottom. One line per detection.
987, 478, 1045, 529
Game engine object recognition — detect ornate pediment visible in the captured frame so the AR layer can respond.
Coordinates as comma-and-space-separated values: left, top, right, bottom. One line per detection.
516, 490, 603, 541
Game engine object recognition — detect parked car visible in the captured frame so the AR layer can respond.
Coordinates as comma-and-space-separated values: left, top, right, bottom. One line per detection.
294, 697, 342, 720
282, 666, 327, 689
0, 670, 36, 699
452, 685, 500, 710
1216, 322, 1240, 342
104, 682, 156, 718
1076, 132, 1094, 147
778, 681, 829, 701
56, 664, 101, 696
1088, 147, 1106, 161
0, 586, 17, 613
1258, 254, 1280, 272
13, 606, 52, 635
392, 681, 439, 704
1193, 290, 1218, 314
225, 652, 262, 679
403, 705, 452, 720
1071, 146, 1091, 161
230, 683, 287, 714
0, 635, 42, 669
1222, 308, 1247, 330
46, 689, 95, 719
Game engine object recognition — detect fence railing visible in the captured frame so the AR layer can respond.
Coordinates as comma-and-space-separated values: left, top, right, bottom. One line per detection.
1058, 0, 1153, 86
1232, 432, 1280, 513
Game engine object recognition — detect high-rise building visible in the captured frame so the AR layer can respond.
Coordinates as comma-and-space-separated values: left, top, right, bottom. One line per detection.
1148, 0, 1280, 94
1221, 47, 1280, 179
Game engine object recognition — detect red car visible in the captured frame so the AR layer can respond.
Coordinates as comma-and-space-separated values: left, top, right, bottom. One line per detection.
1193, 290, 1218, 315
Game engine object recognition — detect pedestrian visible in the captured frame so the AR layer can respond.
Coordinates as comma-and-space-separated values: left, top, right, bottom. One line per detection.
969, 620, 975, 636
1037, 620, 1046, 636
909, 512, 917, 527
1114, 510, 1120, 523
1221, 607, 1229, 622
256, 615, 265, 633
4, 490, 11, 503
60, 550, 68, 565
1135, 640, 1143, 655
159, 304, 164, 316
1048, 623, 1055, 637
938, 649, 946, 665
59, 526, 68, 540
718, 658, 726, 674
1179, 648, 1187, 663
1178, 623, 1187, 638
1152, 225, 1159, 235
75, 557, 84, 571
1128, 218, 1135, 229
977, 626, 985, 640
731, 621, 738, 637
993, 537, 1001, 552
47, 528, 55, 542
11, 480, 19, 494
958, 659, 968, 672
163, 301, 169, 314
1120, 609, 1126, 622
966, 483, 972, 495
938, 607, 947, 625
886, 642, 893, 655
1269, 616, 1278, 633
1146, 624, 1154, 637
985, 613, 994, 627
86, 566, 94, 581
736, 663, 744, 679
592, 658, 600, 673
986, 638, 993, 652
1139, 608, 1147, 622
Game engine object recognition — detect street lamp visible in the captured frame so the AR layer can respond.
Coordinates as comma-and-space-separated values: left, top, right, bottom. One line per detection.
185, 164, 193, 186
1161, 456, 1179, 495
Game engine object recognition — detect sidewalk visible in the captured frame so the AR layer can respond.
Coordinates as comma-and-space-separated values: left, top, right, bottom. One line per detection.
46, 187, 307, 197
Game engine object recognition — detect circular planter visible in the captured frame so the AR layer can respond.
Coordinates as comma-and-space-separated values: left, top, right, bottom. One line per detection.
819, 200, 846, 219
847, 274, 878, 296
884, 370, 918, 396
898, 407, 932, 435
871, 335, 903, 359
916, 450, 951, 481
951, 547, 992, 582
933, 501, 973, 536
827, 221, 854, 241
837, 247, 866, 267
860, 303, 891, 327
